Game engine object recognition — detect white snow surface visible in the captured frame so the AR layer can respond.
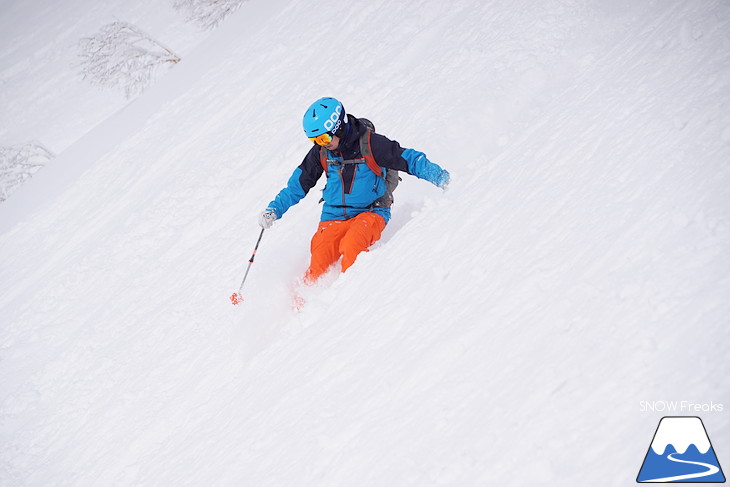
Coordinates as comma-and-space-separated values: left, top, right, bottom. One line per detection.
2, 0, 730, 485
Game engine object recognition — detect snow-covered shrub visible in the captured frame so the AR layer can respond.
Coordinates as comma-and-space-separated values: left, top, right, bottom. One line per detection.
0, 142, 55, 203
173, 0, 246, 30
79, 22, 180, 98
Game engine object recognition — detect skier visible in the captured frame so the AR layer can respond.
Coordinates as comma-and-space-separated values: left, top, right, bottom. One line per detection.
258, 97, 450, 283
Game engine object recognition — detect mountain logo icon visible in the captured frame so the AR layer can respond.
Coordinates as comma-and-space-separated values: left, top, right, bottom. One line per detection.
637, 416, 726, 483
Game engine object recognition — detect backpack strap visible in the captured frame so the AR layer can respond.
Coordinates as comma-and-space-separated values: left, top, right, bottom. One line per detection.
319, 128, 383, 178
359, 129, 382, 177
319, 146, 328, 173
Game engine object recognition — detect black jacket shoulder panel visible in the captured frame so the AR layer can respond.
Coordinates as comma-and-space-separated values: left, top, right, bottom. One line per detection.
297, 143, 324, 193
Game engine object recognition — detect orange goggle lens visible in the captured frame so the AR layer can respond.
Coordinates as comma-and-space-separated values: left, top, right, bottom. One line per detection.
308, 133, 333, 146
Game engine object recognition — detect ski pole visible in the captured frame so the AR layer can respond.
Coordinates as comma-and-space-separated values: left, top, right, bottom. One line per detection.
230, 227, 265, 305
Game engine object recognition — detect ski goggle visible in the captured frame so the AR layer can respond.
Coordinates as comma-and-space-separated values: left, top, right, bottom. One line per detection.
309, 132, 334, 146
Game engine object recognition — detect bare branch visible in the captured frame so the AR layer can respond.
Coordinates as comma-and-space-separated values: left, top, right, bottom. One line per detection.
0, 142, 55, 203
79, 22, 181, 98
173, 0, 246, 30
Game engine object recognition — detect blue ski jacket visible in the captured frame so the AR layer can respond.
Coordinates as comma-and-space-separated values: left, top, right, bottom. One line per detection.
266, 116, 450, 224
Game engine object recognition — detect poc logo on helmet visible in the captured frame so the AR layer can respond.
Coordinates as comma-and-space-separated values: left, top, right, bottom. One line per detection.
323, 104, 343, 134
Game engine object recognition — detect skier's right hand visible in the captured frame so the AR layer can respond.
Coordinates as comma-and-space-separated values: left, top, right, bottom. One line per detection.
258, 210, 278, 229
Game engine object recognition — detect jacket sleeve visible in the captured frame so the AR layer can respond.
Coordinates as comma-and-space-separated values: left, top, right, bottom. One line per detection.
370, 133, 450, 189
265, 146, 324, 218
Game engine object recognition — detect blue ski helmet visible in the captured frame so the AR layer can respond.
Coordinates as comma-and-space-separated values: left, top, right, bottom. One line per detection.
303, 97, 346, 138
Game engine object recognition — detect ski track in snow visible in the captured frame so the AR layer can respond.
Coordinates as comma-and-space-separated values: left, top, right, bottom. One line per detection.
1, 0, 730, 485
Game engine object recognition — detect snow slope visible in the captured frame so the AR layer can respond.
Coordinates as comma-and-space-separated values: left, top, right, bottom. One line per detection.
0, 0, 207, 152
2, 0, 730, 485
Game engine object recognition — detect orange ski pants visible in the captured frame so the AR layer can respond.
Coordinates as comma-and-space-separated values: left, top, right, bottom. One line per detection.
305, 212, 386, 283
